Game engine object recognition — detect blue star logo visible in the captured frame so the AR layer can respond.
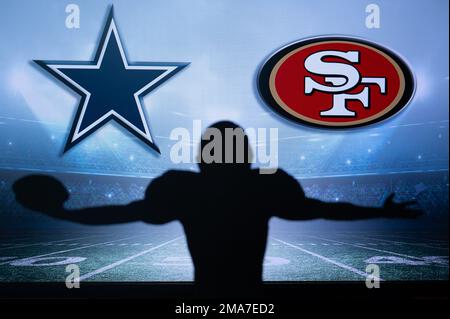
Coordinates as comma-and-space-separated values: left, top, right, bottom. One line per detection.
35, 8, 188, 153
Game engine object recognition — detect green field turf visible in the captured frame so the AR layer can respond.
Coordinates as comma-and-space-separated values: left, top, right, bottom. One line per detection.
0, 227, 448, 283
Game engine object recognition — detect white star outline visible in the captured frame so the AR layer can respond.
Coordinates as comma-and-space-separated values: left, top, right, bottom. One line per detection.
44, 17, 183, 152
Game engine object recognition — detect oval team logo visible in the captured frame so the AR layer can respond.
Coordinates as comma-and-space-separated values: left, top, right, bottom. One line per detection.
258, 36, 415, 128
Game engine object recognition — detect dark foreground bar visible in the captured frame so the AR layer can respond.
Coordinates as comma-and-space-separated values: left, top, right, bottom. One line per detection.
1, 281, 447, 299
1, 281, 448, 318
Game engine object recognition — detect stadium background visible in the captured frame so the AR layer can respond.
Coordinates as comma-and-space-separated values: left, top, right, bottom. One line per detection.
0, 0, 448, 282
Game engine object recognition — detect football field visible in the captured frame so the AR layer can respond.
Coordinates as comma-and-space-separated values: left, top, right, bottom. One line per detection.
0, 227, 448, 283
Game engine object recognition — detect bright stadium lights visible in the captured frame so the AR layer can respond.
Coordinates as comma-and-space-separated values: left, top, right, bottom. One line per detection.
415, 69, 432, 101
9, 66, 73, 124
9, 68, 27, 94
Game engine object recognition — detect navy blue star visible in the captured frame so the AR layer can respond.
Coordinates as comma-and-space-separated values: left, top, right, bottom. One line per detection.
35, 8, 188, 153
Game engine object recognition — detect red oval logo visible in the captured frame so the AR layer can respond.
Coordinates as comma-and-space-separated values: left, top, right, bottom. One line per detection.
258, 37, 415, 128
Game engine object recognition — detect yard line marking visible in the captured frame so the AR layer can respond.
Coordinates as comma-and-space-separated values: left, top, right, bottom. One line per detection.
79, 237, 183, 281
0, 234, 106, 251
370, 233, 448, 244
0, 244, 16, 248
373, 234, 449, 246
353, 235, 449, 251
304, 235, 445, 262
15, 235, 145, 261
0, 235, 41, 244
272, 238, 382, 281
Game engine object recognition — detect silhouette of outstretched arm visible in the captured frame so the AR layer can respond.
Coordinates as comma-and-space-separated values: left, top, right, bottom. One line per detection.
277, 193, 421, 221
272, 171, 422, 221
48, 200, 150, 225
13, 174, 176, 225
298, 194, 421, 220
